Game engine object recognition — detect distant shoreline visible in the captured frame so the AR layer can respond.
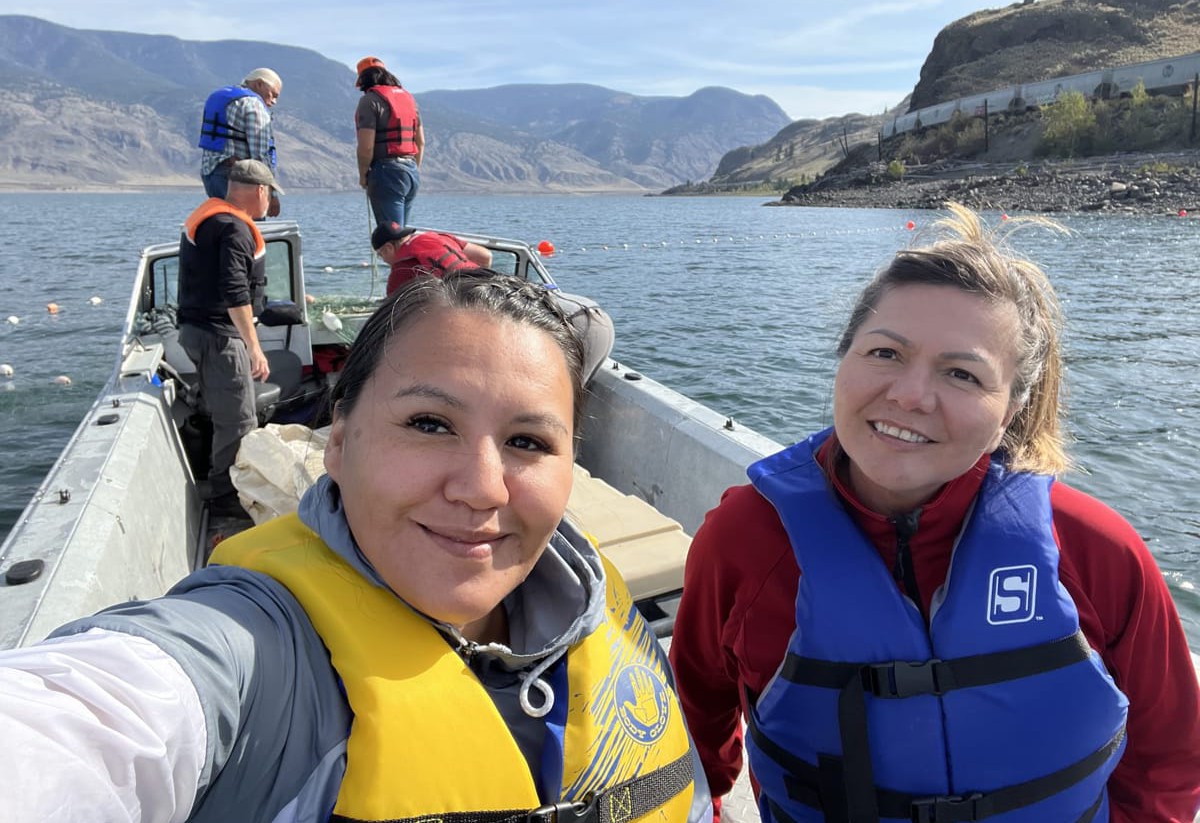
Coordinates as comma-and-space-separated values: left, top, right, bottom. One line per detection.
767, 154, 1200, 216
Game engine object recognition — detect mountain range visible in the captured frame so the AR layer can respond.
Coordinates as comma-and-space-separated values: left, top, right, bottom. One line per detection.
0, 15, 792, 193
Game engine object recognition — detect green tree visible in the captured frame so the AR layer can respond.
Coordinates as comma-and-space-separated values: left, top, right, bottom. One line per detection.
1040, 90, 1097, 156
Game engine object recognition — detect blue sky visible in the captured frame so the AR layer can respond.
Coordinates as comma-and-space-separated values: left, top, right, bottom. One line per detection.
7, 0, 1005, 119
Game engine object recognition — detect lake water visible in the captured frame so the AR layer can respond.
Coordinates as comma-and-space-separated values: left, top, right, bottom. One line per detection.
0, 192, 1196, 649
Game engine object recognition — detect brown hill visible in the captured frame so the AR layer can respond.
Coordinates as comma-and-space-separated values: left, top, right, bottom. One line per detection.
701, 0, 1200, 193
0, 16, 792, 193
913, 0, 1200, 110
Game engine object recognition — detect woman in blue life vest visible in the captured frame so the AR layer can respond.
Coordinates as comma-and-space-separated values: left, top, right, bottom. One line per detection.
669, 203, 1200, 823
0, 272, 711, 823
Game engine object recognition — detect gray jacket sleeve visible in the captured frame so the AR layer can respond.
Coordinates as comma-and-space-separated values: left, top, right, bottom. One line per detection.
51, 565, 351, 823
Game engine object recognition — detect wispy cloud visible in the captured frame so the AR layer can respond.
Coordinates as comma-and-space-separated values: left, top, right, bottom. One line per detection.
1, 0, 1002, 118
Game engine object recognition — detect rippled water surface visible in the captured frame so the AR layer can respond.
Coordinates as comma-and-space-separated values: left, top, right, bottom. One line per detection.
0, 192, 1196, 646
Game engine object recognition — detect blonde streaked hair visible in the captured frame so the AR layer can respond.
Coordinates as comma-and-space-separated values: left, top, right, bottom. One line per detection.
836, 202, 1071, 475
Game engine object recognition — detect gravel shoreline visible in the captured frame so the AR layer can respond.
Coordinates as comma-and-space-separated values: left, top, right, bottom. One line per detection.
771, 155, 1200, 215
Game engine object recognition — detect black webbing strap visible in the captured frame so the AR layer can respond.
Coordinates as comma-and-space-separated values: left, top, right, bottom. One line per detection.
749, 716, 1123, 823
746, 664, 1124, 823
838, 675, 879, 822
330, 748, 694, 823
778, 630, 1093, 699
878, 730, 1124, 823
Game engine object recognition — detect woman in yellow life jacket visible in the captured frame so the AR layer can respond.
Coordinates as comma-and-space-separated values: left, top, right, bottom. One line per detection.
0, 271, 710, 823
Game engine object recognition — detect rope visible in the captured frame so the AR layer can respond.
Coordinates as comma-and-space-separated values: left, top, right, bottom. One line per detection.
366, 192, 379, 301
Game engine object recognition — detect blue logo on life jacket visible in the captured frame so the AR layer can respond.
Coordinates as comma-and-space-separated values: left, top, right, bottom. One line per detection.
614, 664, 670, 744
988, 565, 1038, 624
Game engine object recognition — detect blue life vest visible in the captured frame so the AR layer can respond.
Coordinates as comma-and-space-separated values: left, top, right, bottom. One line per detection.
198, 85, 277, 168
744, 428, 1128, 823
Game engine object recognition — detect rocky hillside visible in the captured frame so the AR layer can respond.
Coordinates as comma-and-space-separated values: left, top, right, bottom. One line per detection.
704, 0, 1200, 192
0, 15, 791, 193
912, 0, 1200, 110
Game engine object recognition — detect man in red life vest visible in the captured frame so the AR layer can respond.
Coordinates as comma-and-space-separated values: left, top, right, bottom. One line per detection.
355, 57, 424, 228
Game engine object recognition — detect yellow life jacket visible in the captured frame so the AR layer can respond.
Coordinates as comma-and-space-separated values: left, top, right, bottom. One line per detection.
211, 513, 696, 823
184, 197, 265, 259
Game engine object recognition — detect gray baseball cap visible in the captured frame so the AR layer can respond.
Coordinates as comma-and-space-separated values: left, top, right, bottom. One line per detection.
229, 159, 285, 195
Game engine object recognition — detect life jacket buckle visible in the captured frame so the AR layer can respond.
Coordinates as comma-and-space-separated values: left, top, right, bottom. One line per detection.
526, 799, 597, 823
910, 791, 984, 823
862, 659, 946, 698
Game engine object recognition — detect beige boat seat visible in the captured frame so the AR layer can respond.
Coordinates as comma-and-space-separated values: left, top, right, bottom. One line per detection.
565, 464, 692, 602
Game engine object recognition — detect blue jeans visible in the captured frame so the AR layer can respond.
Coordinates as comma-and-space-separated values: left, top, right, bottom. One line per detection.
201, 164, 230, 199
366, 157, 420, 227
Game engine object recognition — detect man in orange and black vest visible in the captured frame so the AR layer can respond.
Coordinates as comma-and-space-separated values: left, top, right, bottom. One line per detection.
354, 56, 424, 228
178, 159, 281, 517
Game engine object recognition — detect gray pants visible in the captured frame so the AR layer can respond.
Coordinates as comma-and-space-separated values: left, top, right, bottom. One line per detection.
179, 324, 257, 497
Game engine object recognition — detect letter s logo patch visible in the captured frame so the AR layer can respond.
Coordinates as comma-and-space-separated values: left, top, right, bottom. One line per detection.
987, 565, 1037, 625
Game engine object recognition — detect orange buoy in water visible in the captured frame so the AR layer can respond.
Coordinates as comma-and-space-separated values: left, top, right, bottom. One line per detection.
905, 221, 915, 230
46, 302, 59, 314
1001, 213, 1010, 220
537, 240, 556, 257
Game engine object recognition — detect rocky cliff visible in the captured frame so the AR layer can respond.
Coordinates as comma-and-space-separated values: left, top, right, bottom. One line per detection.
704, 0, 1200, 192
912, 0, 1200, 110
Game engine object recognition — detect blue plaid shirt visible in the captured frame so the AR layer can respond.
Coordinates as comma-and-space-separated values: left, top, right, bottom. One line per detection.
200, 88, 275, 174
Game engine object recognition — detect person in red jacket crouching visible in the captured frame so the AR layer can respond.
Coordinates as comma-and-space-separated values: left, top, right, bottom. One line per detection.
669, 202, 1200, 823
372, 222, 494, 294
371, 222, 615, 385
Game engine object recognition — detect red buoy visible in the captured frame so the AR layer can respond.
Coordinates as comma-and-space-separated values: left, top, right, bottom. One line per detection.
905, 220, 915, 230
537, 240, 556, 256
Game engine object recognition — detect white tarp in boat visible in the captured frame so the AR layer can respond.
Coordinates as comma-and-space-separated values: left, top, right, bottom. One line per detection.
231, 423, 330, 525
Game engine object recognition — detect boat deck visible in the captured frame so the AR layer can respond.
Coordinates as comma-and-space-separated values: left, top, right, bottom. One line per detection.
565, 464, 692, 611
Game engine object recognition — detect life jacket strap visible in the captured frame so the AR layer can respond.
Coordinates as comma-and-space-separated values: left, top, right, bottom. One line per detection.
746, 697, 1123, 823
779, 629, 1093, 697
330, 748, 694, 823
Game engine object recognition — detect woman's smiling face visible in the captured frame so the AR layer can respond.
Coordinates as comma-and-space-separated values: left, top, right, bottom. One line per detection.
323, 305, 576, 640
833, 283, 1021, 515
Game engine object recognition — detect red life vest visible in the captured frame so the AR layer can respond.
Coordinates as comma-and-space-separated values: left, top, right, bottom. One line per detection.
368, 86, 420, 157
386, 232, 477, 295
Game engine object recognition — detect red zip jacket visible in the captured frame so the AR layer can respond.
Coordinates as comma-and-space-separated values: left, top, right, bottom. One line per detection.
669, 437, 1200, 823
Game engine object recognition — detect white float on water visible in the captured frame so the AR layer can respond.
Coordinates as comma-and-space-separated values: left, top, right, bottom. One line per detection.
88, 296, 103, 305
323, 266, 333, 273
0, 364, 13, 377
6, 316, 18, 325
52, 375, 72, 386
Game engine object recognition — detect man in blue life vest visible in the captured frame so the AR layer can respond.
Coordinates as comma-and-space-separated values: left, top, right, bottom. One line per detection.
199, 68, 283, 216
355, 56, 424, 228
